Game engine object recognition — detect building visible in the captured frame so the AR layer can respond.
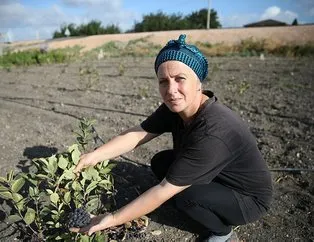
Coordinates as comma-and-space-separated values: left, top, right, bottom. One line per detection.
244, 19, 287, 27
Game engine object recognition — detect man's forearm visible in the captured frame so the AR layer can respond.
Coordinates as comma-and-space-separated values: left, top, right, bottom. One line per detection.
92, 126, 150, 162
110, 184, 171, 227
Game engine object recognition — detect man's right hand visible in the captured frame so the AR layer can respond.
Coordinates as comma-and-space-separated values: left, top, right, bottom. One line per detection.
74, 152, 101, 174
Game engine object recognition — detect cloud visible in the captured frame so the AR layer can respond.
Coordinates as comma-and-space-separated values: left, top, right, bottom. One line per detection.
0, 1, 138, 41
261, 6, 281, 18
61, 0, 121, 9
261, 6, 298, 23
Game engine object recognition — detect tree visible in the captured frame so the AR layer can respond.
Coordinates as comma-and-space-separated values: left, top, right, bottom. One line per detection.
186, 8, 221, 29
131, 11, 188, 32
292, 18, 298, 26
127, 8, 222, 32
52, 20, 121, 39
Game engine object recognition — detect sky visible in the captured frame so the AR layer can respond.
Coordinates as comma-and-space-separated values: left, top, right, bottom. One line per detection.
0, 0, 314, 42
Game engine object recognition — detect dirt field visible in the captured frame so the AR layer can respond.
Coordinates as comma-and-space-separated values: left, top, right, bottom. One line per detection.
0, 55, 313, 241
5, 25, 314, 54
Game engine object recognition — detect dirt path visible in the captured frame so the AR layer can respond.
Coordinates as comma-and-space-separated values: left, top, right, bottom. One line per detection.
0, 56, 313, 241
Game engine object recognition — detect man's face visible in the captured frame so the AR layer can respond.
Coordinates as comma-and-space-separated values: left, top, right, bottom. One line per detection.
157, 61, 201, 114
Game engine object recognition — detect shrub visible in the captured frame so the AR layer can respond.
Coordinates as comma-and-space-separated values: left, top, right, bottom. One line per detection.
0, 118, 115, 241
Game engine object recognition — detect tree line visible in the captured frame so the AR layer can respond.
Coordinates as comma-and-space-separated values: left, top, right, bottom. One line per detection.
52, 8, 221, 38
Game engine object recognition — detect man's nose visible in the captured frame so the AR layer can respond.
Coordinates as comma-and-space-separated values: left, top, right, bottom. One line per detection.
166, 81, 178, 95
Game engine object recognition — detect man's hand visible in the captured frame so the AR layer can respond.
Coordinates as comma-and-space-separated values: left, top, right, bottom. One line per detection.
74, 152, 101, 174
70, 213, 114, 236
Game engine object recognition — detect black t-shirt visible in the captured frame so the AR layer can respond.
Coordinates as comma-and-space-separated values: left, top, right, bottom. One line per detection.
141, 90, 272, 208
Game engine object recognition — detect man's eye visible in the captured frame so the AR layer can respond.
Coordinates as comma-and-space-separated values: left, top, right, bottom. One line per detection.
159, 80, 168, 86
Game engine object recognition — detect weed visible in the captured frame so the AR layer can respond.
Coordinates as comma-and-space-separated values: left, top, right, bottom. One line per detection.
118, 63, 125, 76
79, 65, 100, 89
239, 81, 251, 94
138, 86, 149, 99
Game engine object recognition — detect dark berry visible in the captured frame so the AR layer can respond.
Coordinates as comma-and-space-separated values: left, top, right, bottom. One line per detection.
68, 207, 91, 228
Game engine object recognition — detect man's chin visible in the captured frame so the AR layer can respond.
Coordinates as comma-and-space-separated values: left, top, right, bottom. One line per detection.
166, 104, 183, 113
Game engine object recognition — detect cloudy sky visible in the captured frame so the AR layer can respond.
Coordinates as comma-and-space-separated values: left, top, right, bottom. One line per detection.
1, 0, 313, 42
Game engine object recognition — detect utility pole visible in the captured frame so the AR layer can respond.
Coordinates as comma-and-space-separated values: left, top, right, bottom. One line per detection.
207, 0, 211, 29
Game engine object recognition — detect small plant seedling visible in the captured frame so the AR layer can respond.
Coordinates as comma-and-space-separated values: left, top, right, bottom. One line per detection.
0, 118, 115, 241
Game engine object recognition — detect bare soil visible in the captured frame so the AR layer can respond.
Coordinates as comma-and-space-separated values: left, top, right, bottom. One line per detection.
0, 56, 313, 241
6, 25, 314, 53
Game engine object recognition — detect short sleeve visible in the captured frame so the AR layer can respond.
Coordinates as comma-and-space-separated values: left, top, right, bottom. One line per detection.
166, 135, 232, 186
140, 103, 175, 134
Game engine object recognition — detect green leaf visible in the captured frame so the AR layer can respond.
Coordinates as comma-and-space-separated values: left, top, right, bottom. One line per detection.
82, 171, 91, 180
7, 170, 14, 182
12, 192, 23, 202
0, 184, 9, 192
0, 191, 13, 200
24, 208, 36, 225
46, 189, 54, 195
85, 197, 99, 212
40, 207, 51, 217
99, 180, 111, 185
0, 176, 8, 183
71, 181, 82, 191
19, 173, 38, 186
16, 199, 25, 211
48, 155, 58, 174
64, 169, 76, 180
68, 144, 80, 162
97, 160, 109, 169
33, 187, 39, 196
29, 187, 35, 197
11, 177, 25, 193
58, 202, 64, 212
86, 167, 100, 181
79, 235, 90, 242
7, 214, 22, 224
58, 155, 68, 170
36, 174, 49, 179
86, 181, 98, 194
35, 157, 49, 166
51, 210, 59, 215
34, 158, 50, 173
100, 168, 111, 174
94, 232, 107, 242
50, 193, 59, 204
80, 178, 86, 187
64, 191, 71, 204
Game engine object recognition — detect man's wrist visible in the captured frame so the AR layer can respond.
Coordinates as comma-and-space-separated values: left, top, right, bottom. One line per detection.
109, 211, 118, 227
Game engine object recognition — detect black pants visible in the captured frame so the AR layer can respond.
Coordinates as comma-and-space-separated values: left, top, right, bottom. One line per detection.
151, 150, 247, 236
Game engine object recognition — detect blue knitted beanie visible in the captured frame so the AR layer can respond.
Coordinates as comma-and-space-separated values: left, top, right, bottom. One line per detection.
154, 34, 208, 82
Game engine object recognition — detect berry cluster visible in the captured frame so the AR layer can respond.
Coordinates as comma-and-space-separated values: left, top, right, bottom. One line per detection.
67, 208, 91, 228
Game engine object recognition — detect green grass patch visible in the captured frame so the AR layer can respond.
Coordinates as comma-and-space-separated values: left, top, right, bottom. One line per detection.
0, 45, 82, 68
197, 38, 314, 57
